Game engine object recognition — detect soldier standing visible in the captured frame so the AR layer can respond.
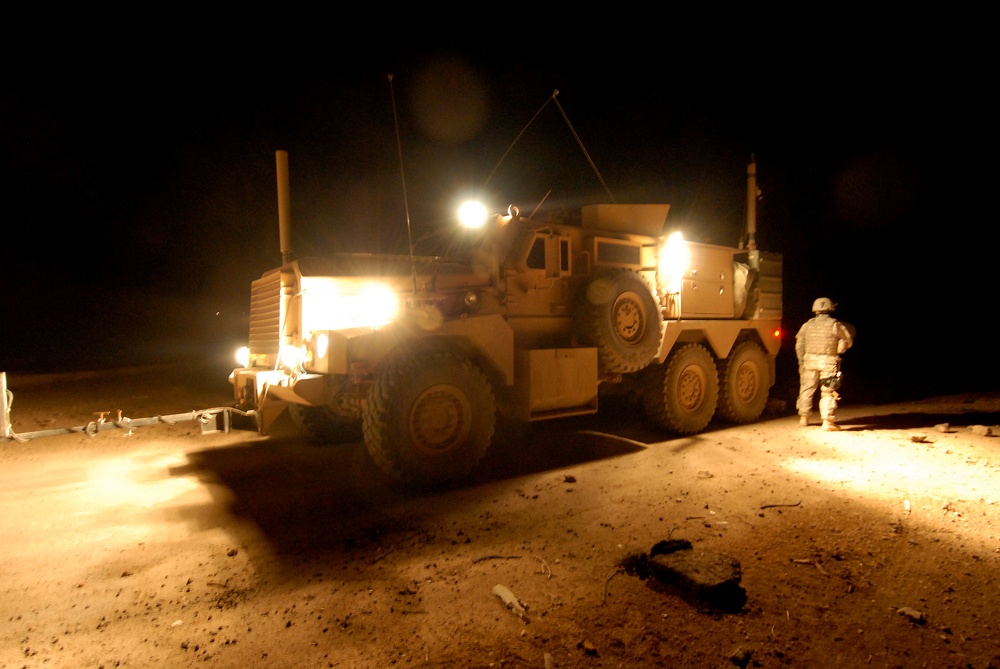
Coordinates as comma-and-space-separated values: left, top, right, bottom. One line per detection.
796, 297, 854, 431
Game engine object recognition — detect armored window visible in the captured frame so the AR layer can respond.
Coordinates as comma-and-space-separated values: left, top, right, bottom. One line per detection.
527, 237, 546, 269
593, 238, 642, 268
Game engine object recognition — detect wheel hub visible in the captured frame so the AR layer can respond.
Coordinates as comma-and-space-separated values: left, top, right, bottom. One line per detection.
613, 292, 646, 344
735, 362, 759, 403
409, 384, 471, 456
678, 366, 706, 411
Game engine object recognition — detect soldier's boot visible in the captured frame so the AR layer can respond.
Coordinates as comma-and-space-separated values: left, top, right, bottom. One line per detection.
822, 420, 840, 432
798, 415, 809, 427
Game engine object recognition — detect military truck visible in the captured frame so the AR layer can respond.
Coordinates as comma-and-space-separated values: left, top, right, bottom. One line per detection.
230, 152, 782, 486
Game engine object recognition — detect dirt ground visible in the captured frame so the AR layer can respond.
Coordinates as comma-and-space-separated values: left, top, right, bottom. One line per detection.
1, 363, 999, 669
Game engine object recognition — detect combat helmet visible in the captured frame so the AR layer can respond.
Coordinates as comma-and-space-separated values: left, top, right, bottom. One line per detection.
812, 297, 835, 314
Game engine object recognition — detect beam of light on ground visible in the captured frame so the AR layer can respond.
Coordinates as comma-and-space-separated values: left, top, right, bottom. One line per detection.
782, 431, 999, 549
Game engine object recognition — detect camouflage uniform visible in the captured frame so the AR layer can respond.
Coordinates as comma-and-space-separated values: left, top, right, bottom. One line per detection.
795, 299, 854, 430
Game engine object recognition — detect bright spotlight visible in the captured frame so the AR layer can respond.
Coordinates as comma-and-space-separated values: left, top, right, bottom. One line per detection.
458, 200, 488, 229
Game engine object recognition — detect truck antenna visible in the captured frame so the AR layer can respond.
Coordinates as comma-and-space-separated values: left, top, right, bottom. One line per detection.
482, 93, 551, 189
388, 73, 419, 294
550, 91, 616, 203
483, 90, 616, 203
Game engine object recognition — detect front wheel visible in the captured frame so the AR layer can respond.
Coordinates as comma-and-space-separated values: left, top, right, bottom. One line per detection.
363, 351, 496, 487
716, 341, 770, 424
641, 343, 719, 435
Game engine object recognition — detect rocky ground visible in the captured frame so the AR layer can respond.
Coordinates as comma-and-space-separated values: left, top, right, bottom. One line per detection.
1, 363, 998, 668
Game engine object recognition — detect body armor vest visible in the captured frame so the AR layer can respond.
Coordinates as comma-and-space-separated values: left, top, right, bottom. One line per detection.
801, 314, 841, 356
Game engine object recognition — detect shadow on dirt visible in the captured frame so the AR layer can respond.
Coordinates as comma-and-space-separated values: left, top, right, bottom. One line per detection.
840, 409, 1000, 432
175, 409, 653, 559
170, 375, 999, 573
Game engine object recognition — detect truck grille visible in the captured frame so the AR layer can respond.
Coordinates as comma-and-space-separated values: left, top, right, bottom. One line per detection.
248, 271, 283, 357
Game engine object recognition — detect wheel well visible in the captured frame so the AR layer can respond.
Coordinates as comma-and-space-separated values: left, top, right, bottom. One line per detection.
720, 331, 776, 390
671, 328, 767, 362
731, 330, 766, 352
382, 335, 506, 391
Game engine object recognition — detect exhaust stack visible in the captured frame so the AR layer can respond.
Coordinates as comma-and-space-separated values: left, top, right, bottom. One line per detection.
276, 150, 292, 264
745, 156, 758, 251
1, 372, 10, 440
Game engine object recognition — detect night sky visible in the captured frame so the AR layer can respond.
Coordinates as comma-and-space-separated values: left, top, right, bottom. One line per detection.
1, 36, 993, 402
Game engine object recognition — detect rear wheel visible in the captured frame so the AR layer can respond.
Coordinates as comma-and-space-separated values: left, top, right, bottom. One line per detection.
716, 341, 770, 424
641, 343, 719, 435
363, 351, 496, 487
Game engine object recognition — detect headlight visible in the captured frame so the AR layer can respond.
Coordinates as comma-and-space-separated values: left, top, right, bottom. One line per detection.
235, 346, 250, 368
301, 279, 401, 331
315, 332, 329, 361
357, 284, 401, 326
304, 330, 342, 374
278, 345, 307, 372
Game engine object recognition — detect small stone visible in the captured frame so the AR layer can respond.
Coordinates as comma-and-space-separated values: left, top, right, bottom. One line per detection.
897, 607, 926, 624
728, 646, 752, 668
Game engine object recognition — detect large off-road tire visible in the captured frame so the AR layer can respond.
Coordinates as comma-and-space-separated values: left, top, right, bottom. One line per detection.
575, 268, 662, 374
716, 341, 771, 424
362, 351, 496, 487
641, 343, 719, 435
289, 404, 362, 445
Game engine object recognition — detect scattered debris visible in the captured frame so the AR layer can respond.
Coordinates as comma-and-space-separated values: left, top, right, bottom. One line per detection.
603, 567, 626, 603
473, 554, 522, 564
648, 547, 746, 613
897, 607, 926, 624
617, 537, 746, 613
910, 434, 931, 443
791, 558, 828, 575
760, 500, 801, 510
473, 553, 552, 579
728, 646, 753, 668
492, 584, 528, 621
531, 554, 553, 579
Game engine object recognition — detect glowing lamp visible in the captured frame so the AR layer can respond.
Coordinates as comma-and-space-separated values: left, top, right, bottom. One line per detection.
458, 200, 488, 229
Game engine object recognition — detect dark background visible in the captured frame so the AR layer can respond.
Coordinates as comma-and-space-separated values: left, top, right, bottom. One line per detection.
1, 35, 992, 404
